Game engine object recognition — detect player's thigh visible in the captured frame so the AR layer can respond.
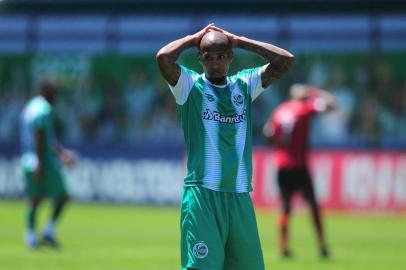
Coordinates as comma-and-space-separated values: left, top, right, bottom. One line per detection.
43, 166, 68, 199
298, 169, 317, 203
223, 193, 265, 270
181, 187, 225, 270
277, 169, 295, 209
23, 170, 43, 198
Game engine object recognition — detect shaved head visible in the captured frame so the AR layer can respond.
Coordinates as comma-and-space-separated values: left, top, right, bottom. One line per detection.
199, 31, 231, 52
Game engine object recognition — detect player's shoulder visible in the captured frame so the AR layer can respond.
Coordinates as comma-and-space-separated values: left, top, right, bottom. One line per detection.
25, 97, 52, 118
272, 101, 300, 120
228, 67, 261, 91
300, 99, 319, 115
179, 64, 201, 79
36, 97, 52, 113
232, 67, 262, 80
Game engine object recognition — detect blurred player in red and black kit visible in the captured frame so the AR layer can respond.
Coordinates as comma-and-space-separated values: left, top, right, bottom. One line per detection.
263, 84, 337, 258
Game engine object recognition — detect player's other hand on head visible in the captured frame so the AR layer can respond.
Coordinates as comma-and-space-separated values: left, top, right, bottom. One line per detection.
192, 23, 216, 46
59, 149, 77, 168
208, 25, 239, 48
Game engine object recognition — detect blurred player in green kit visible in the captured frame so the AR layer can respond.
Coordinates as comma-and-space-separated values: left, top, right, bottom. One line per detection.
20, 80, 76, 249
157, 24, 294, 270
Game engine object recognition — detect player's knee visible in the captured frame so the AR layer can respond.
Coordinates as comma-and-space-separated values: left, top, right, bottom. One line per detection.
64, 195, 70, 203
282, 202, 291, 214
60, 195, 70, 204
30, 197, 43, 207
305, 197, 320, 211
54, 195, 70, 205
304, 194, 316, 205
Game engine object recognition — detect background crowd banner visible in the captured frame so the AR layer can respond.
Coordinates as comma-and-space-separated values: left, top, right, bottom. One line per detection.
1, 149, 404, 212
252, 149, 406, 212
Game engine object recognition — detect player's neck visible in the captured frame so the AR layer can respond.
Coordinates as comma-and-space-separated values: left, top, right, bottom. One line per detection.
206, 76, 227, 86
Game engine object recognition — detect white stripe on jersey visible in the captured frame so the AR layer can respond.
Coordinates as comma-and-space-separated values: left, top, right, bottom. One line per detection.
230, 83, 249, 192
202, 83, 222, 189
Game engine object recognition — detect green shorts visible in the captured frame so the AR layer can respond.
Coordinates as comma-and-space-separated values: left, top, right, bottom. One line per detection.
180, 186, 264, 270
23, 166, 67, 199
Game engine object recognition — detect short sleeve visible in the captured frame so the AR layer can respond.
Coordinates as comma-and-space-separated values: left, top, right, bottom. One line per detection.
25, 102, 51, 131
168, 65, 200, 105
235, 66, 265, 101
30, 113, 48, 130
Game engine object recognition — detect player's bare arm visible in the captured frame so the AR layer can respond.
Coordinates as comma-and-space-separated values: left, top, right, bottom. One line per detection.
211, 26, 294, 87
312, 88, 338, 111
262, 122, 275, 145
156, 24, 215, 86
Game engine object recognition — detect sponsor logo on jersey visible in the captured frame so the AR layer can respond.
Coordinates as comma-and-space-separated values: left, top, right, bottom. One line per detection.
203, 108, 246, 124
205, 93, 215, 102
193, 242, 208, 259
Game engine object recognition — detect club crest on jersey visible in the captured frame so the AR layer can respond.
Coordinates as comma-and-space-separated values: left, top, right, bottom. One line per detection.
232, 93, 245, 108
193, 242, 208, 259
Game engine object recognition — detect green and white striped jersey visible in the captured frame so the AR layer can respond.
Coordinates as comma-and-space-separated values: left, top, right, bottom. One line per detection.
169, 65, 266, 193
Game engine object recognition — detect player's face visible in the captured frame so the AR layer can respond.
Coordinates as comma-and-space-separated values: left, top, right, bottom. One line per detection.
199, 50, 233, 81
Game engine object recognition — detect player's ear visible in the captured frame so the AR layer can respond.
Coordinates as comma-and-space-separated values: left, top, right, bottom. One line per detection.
198, 50, 203, 62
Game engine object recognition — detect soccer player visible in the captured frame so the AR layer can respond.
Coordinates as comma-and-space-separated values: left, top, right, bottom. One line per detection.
20, 80, 76, 249
156, 23, 294, 270
263, 84, 336, 258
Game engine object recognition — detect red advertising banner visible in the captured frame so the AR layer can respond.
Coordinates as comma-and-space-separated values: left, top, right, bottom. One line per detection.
252, 149, 406, 212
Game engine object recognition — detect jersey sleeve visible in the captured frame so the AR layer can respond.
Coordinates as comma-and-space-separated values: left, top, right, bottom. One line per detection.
235, 66, 265, 102
168, 65, 200, 105
29, 106, 51, 131
31, 114, 46, 130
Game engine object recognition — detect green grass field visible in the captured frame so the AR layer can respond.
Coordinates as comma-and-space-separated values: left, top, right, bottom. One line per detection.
0, 200, 405, 270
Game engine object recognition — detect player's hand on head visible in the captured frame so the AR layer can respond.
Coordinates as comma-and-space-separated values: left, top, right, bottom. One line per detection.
192, 23, 216, 46
208, 25, 239, 48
